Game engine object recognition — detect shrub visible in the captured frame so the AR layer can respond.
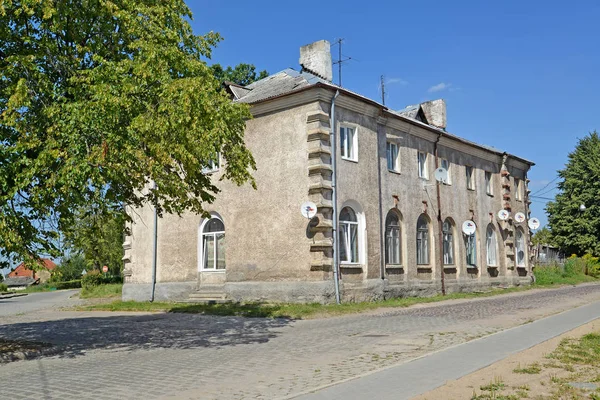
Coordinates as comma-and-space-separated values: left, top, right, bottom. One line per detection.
81, 270, 123, 290
0, 283, 8, 292
50, 280, 82, 290
81, 270, 103, 290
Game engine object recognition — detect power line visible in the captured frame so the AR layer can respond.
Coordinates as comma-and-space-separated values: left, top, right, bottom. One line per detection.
530, 195, 555, 201
530, 176, 560, 196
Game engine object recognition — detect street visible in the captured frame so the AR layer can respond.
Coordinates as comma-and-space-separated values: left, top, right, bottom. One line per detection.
0, 290, 80, 318
1, 284, 600, 399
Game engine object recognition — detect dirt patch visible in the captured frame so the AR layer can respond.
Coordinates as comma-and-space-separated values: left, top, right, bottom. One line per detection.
414, 319, 600, 400
0, 338, 57, 363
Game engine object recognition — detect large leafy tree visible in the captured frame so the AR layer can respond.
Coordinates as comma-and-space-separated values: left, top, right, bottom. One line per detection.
547, 132, 600, 256
211, 63, 268, 86
0, 1, 256, 268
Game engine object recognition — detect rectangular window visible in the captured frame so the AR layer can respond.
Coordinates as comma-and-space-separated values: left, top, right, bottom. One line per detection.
440, 158, 451, 184
340, 126, 357, 161
485, 171, 492, 195
386, 142, 399, 172
466, 234, 477, 267
466, 166, 474, 190
515, 178, 522, 200
202, 153, 220, 174
418, 152, 428, 179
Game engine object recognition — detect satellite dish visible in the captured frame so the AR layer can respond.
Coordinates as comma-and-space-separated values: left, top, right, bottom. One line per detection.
515, 212, 526, 223
434, 167, 448, 183
497, 209, 510, 221
528, 217, 540, 230
301, 201, 317, 219
462, 220, 476, 235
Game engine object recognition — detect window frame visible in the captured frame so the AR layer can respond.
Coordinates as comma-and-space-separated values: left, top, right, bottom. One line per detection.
516, 228, 526, 266
466, 166, 474, 190
202, 153, 220, 174
485, 171, 493, 196
486, 224, 498, 266
340, 125, 358, 162
418, 152, 429, 180
339, 206, 360, 264
386, 141, 400, 173
385, 211, 402, 266
416, 214, 430, 265
442, 218, 454, 265
465, 228, 477, 267
199, 216, 226, 272
440, 158, 452, 185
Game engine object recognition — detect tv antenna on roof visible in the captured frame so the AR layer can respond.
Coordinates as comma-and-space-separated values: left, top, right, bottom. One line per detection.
332, 38, 352, 87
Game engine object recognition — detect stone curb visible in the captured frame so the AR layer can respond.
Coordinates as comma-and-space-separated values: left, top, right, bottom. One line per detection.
0, 293, 28, 299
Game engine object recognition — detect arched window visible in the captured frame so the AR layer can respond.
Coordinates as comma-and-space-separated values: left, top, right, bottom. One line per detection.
465, 225, 477, 267
201, 217, 225, 270
385, 211, 401, 265
486, 224, 498, 266
416, 215, 430, 265
339, 207, 359, 263
516, 228, 526, 266
443, 218, 454, 265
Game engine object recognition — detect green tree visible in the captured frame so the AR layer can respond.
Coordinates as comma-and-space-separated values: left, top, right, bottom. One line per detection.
62, 206, 125, 275
56, 253, 87, 281
0, 1, 256, 268
531, 227, 554, 246
211, 63, 268, 86
547, 132, 600, 256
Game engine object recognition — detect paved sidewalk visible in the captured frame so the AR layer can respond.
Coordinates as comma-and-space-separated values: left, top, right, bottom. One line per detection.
1, 284, 600, 399
296, 299, 600, 400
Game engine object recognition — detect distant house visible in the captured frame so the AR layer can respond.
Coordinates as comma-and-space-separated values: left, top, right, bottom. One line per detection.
6, 259, 57, 289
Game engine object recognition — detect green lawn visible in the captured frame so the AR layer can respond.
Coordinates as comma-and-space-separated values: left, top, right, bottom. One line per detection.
79, 283, 122, 299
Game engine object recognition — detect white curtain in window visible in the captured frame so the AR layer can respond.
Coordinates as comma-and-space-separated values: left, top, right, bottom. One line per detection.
516, 229, 525, 266
417, 215, 429, 264
443, 219, 454, 265
486, 225, 497, 266
202, 218, 225, 270
466, 232, 477, 266
385, 212, 401, 265
339, 207, 359, 263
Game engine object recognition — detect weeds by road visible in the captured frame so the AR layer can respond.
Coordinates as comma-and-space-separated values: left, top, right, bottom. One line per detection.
79, 283, 122, 299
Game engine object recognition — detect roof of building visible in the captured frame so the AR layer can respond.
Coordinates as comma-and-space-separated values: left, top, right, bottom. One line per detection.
4, 276, 37, 287
227, 69, 534, 166
7, 259, 57, 278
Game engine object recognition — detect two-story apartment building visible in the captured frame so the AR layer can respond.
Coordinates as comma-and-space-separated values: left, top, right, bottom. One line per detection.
122, 40, 535, 303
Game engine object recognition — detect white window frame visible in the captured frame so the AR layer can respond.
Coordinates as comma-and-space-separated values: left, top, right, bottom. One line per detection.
386, 142, 400, 172
485, 171, 493, 196
416, 215, 430, 265
385, 211, 401, 266
486, 225, 498, 266
202, 153, 220, 174
442, 219, 454, 265
340, 125, 358, 162
339, 205, 364, 265
198, 215, 226, 272
516, 228, 526, 267
418, 152, 428, 180
440, 158, 451, 185
515, 178, 522, 200
466, 166, 474, 190
465, 230, 477, 267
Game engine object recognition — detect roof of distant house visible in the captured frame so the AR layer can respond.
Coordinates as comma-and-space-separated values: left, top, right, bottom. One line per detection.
4, 276, 37, 287
7, 259, 57, 278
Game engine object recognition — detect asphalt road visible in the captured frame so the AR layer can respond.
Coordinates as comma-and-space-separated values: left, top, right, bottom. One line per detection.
0, 290, 80, 317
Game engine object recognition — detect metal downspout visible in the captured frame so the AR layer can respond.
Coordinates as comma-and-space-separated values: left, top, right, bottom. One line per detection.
330, 90, 341, 304
434, 134, 446, 296
150, 181, 158, 302
377, 121, 385, 280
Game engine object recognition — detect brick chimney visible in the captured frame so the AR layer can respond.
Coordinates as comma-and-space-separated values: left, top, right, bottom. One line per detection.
299, 40, 333, 82
420, 99, 447, 130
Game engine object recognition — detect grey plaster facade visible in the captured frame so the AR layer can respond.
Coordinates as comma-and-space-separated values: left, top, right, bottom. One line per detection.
123, 41, 535, 303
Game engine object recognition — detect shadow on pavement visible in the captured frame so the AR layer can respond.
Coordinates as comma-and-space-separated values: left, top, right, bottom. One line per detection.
0, 313, 292, 361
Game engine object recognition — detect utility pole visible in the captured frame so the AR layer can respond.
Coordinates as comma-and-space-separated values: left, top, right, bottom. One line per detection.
332, 38, 351, 87
380, 75, 386, 105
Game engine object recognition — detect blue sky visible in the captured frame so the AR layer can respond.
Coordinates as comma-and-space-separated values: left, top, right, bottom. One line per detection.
188, 0, 600, 227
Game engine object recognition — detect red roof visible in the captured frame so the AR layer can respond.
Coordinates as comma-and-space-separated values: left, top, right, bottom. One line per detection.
7, 259, 57, 278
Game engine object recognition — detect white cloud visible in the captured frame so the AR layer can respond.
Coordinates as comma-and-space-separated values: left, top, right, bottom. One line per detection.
385, 77, 408, 86
428, 82, 452, 93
